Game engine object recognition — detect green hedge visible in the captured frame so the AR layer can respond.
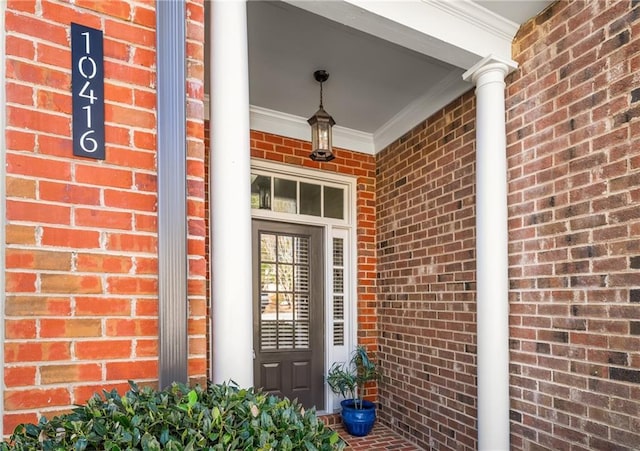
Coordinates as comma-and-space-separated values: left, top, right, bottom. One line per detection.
1, 381, 345, 451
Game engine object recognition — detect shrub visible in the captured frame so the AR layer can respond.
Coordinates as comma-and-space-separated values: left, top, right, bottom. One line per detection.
1, 381, 345, 450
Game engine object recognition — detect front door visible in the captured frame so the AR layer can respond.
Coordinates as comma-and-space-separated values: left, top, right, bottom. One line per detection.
252, 220, 325, 410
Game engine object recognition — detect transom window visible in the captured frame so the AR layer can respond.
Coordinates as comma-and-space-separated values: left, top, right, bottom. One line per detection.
251, 173, 345, 220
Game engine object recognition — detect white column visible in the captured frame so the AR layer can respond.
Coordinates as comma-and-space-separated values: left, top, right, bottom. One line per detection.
463, 55, 517, 451
209, 0, 253, 387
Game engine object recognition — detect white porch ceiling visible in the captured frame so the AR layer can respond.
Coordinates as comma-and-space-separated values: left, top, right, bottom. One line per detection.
206, 0, 554, 154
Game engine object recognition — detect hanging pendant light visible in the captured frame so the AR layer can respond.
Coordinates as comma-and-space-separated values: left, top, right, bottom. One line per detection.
308, 70, 336, 162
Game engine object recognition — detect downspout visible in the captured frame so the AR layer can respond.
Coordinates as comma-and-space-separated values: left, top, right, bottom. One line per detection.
156, 0, 188, 387
0, 0, 7, 435
463, 55, 517, 451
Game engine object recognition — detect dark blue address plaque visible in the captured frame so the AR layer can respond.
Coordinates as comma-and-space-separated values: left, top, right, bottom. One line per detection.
71, 23, 105, 160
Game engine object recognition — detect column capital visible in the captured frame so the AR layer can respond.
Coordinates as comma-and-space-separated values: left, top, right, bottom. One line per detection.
462, 54, 517, 86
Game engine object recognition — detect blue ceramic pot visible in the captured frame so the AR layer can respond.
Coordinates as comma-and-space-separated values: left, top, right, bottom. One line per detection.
340, 399, 376, 437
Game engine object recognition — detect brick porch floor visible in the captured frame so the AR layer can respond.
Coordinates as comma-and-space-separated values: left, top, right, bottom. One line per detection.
323, 414, 423, 450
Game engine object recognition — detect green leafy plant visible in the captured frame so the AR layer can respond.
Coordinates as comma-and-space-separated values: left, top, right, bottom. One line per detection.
326, 346, 379, 410
0, 381, 345, 450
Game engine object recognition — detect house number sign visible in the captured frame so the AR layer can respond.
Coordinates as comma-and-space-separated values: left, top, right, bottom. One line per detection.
71, 23, 105, 160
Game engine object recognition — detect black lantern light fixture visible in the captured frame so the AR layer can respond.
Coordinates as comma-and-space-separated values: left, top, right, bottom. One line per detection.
307, 70, 336, 162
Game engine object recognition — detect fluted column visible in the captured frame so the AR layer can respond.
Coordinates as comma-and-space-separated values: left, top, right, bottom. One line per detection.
209, 0, 253, 387
463, 55, 517, 451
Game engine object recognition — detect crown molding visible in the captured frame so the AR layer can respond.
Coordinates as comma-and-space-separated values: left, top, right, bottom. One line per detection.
250, 106, 375, 155
373, 69, 471, 152
423, 0, 519, 42
293, 0, 517, 69
205, 96, 375, 155
206, 76, 475, 155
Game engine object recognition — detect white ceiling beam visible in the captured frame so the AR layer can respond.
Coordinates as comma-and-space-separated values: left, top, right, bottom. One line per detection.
283, 0, 519, 70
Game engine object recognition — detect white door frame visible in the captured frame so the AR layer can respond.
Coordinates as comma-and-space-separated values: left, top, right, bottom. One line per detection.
250, 159, 358, 414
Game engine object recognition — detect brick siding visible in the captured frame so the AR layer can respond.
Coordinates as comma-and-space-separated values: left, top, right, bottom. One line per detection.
508, 1, 640, 449
3, 0, 206, 434
377, 1, 640, 450
376, 92, 478, 450
185, 0, 207, 386
5, 0, 640, 448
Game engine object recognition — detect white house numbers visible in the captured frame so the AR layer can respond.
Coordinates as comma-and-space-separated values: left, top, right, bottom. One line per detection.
72, 23, 105, 160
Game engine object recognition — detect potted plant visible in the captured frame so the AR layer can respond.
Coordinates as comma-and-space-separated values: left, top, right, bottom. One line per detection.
327, 345, 380, 437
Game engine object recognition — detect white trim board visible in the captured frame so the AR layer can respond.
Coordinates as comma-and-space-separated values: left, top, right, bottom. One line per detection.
285, 0, 518, 70
251, 67, 472, 154
250, 106, 375, 155
203, 96, 375, 154
373, 69, 471, 151
205, 80, 474, 155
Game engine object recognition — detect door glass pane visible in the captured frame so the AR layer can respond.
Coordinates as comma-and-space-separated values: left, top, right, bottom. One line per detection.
333, 268, 344, 293
277, 264, 293, 296
332, 237, 345, 346
273, 178, 297, 213
333, 237, 343, 266
333, 323, 344, 346
324, 186, 344, 219
279, 321, 294, 348
261, 263, 276, 287
279, 293, 293, 320
295, 322, 310, 348
261, 321, 277, 350
295, 294, 309, 320
251, 175, 272, 210
300, 182, 321, 216
259, 232, 311, 351
261, 234, 276, 261
295, 236, 309, 264
333, 295, 344, 320
295, 265, 309, 292
277, 236, 293, 263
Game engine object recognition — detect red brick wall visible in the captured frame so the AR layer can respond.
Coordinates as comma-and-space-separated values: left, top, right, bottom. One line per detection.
250, 131, 378, 394
507, 1, 640, 449
377, 1, 640, 450
185, 0, 207, 385
3, 0, 206, 433
376, 92, 478, 449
